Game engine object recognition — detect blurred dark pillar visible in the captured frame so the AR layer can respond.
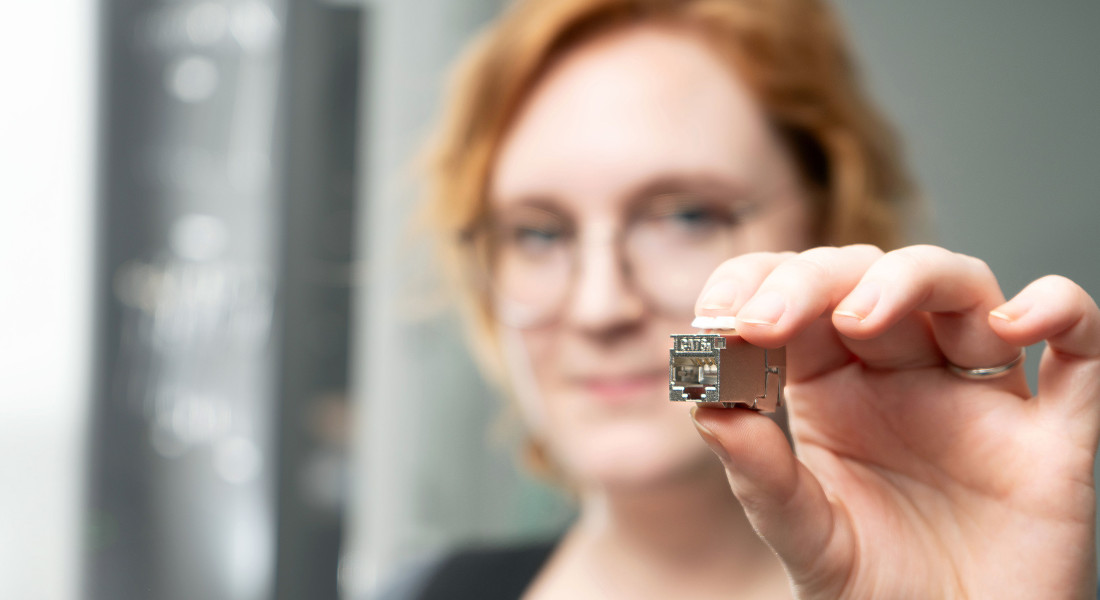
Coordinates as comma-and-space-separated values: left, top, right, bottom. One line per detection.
274, 2, 364, 599
87, 1, 363, 599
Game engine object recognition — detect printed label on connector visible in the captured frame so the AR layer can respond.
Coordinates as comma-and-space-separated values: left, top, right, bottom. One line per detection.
674, 335, 725, 354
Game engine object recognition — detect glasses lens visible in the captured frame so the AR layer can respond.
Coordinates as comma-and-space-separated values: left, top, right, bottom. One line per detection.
626, 193, 759, 317
473, 193, 786, 328
476, 207, 572, 328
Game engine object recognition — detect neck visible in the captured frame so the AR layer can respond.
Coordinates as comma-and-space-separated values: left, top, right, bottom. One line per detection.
574, 458, 775, 572
527, 458, 791, 599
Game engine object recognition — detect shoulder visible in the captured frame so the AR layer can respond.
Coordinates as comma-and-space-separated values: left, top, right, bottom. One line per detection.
381, 539, 559, 600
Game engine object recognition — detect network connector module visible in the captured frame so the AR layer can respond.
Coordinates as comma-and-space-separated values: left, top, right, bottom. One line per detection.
669, 331, 786, 412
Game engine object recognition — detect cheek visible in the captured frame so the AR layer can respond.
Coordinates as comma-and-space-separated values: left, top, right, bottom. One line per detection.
497, 327, 556, 435
517, 330, 556, 395
550, 400, 716, 486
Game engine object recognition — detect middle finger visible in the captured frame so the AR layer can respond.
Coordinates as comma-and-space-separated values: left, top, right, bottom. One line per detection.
831, 245, 1026, 392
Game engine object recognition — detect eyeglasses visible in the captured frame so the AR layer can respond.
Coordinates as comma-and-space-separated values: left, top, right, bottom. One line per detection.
464, 186, 800, 329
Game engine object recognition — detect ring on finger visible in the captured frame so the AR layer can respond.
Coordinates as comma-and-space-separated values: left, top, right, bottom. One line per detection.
946, 349, 1026, 380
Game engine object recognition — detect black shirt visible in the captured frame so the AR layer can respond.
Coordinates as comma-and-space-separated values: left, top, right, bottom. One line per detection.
406, 540, 558, 600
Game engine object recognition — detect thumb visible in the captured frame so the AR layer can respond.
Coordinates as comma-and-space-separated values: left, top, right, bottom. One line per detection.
691, 406, 851, 590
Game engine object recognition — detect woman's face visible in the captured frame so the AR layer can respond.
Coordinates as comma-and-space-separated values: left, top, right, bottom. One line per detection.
488, 26, 811, 490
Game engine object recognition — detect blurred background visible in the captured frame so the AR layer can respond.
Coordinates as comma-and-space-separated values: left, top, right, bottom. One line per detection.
1, 1, 1097, 599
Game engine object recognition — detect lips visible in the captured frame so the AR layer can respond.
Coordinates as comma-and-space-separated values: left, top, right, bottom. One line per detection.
572, 370, 668, 406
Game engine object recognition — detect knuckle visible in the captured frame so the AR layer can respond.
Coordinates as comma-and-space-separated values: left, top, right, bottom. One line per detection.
710, 255, 755, 281
1036, 274, 1077, 291
842, 243, 885, 259
792, 244, 879, 275
783, 251, 835, 282
895, 243, 950, 260
884, 245, 996, 285
957, 254, 997, 286
1035, 274, 1090, 306
881, 245, 935, 273
716, 251, 789, 273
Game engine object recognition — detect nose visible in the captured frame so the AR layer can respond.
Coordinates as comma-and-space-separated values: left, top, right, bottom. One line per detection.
563, 229, 646, 334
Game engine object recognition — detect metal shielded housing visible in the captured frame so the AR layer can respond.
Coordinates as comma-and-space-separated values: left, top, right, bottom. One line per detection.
669, 333, 786, 412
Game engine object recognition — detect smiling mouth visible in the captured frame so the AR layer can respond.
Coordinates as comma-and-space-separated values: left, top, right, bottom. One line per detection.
575, 371, 668, 404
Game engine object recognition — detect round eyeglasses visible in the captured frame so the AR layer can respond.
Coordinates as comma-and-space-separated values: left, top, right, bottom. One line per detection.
463, 188, 802, 329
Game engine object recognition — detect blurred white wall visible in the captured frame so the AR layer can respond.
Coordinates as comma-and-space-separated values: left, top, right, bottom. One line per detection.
0, 3, 96, 600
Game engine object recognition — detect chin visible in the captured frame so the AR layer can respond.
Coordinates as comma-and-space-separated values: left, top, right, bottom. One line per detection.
550, 417, 717, 491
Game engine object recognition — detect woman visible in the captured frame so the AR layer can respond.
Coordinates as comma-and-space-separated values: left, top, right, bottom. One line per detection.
411, 0, 1100, 597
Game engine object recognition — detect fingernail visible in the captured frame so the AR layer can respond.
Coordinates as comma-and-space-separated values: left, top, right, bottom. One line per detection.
692, 315, 739, 330
698, 280, 739, 311
833, 310, 864, 320
835, 283, 881, 322
738, 290, 786, 326
990, 299, 1030, 322
994, 301, 1025, 321
690, 406, 730, 463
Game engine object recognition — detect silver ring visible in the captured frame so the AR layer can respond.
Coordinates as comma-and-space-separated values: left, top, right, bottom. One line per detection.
946, 349, 1026, 380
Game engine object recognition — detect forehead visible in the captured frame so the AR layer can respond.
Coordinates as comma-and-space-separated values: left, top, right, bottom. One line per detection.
490, 25, 779, 212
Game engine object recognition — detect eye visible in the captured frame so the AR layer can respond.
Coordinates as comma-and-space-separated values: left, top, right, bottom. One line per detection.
512, 223, 565, 250
641, 194, 750, 235
490, 208, 573, 259
665, 205, 727, 230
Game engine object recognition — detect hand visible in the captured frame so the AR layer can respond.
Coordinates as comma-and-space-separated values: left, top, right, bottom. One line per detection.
690, 244, 1100, 599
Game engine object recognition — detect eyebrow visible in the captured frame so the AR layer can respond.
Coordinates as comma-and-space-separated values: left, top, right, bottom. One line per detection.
623, 173, 751, 208
489, 171, 752, 216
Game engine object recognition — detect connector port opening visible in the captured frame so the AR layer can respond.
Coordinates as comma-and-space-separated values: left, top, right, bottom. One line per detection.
682, 386, 706, 400
671, 359, 719, 400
